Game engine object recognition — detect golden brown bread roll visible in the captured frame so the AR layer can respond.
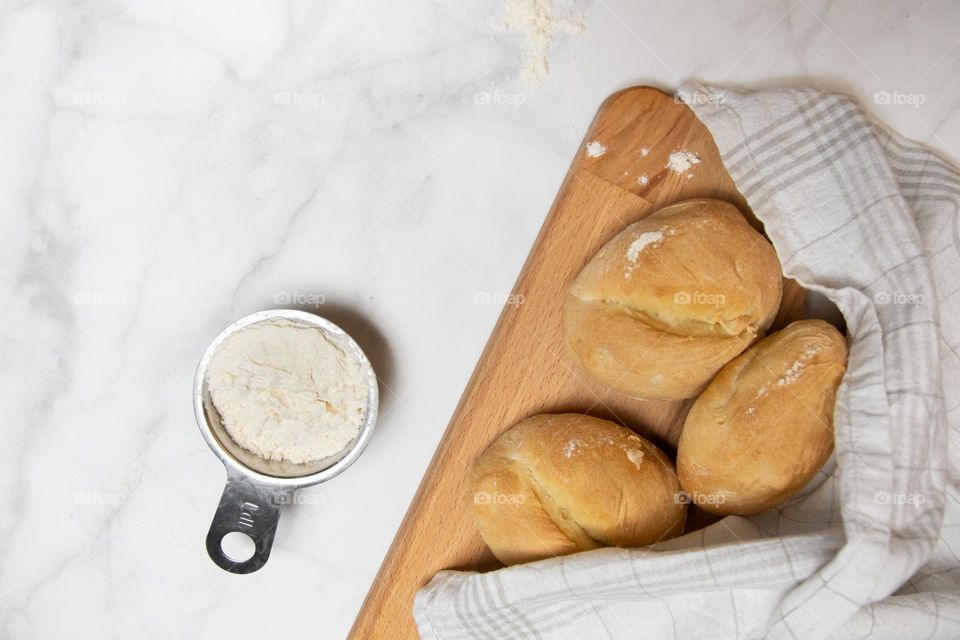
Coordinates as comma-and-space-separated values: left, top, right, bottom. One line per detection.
468, 413, 686, 566
677, 319, 847, 515
563, 199, 783, 399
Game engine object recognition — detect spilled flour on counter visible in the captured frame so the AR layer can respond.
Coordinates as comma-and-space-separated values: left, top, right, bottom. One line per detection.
207, 320, 368, 464
586, 140, 606, 157
666, 150, 701, 174
637, 174, 650, 187
497, 0, 585, 87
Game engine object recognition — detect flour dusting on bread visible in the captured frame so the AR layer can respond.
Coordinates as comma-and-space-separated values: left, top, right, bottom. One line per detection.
778, 344, 822, 386
778, 360, 805, 386
562, 438, 580, 458
624, 227, 675, 278
627, 230, 665, 261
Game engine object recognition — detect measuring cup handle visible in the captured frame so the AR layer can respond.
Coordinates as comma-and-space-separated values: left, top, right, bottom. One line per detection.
205, 474, 288, 574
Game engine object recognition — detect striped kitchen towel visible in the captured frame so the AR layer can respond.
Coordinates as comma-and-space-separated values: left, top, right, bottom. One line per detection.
412, 84, 960, 639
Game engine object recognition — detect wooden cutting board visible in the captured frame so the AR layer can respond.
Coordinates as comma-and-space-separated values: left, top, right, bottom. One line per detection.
349, 86, 806, 639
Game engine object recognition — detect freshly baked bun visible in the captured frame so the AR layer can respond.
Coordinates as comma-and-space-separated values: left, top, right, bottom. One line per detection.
677, 319, 847, 515
564, 198, 783, 399
468, 413, 686, 566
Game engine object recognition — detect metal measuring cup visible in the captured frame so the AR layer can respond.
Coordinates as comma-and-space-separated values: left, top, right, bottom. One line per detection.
194, 309, 379, 574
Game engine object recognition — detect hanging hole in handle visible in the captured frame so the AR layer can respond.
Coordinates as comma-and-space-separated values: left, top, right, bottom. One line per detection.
221, 531, 256, 562
206, 474, 287, 574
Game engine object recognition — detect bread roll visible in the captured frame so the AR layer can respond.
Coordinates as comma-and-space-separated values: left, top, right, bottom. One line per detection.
677, 319, 847, 515
468, 413, 686, 566
564, 199, 783, 399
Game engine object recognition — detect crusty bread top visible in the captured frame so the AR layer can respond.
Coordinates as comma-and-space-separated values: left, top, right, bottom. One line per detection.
568, 199, 783, 340
469, 414, 686, 565
677, 319, 848, 514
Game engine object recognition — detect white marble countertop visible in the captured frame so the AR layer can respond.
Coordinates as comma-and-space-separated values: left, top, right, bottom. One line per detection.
2, 0, 958, 637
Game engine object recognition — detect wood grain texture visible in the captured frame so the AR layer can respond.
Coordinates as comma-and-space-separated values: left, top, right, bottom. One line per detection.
349, 86, 807, 639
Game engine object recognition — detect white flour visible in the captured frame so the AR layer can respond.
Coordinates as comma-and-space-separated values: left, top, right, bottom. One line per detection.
625, 448, 645, 469
777, 344, 822, 386
666, 150, 701, 174
498, 0, 585, 87
637, 174, 650, 187
624, 227, 674, 278
207, 320, 368, 464
623, 436, 645, 469
627, 231, 666, 261
586, 140, 606, 157
777, 360, 806, 386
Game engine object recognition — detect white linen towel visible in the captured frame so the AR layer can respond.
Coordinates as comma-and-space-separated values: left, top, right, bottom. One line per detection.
413, 83, 960, 640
